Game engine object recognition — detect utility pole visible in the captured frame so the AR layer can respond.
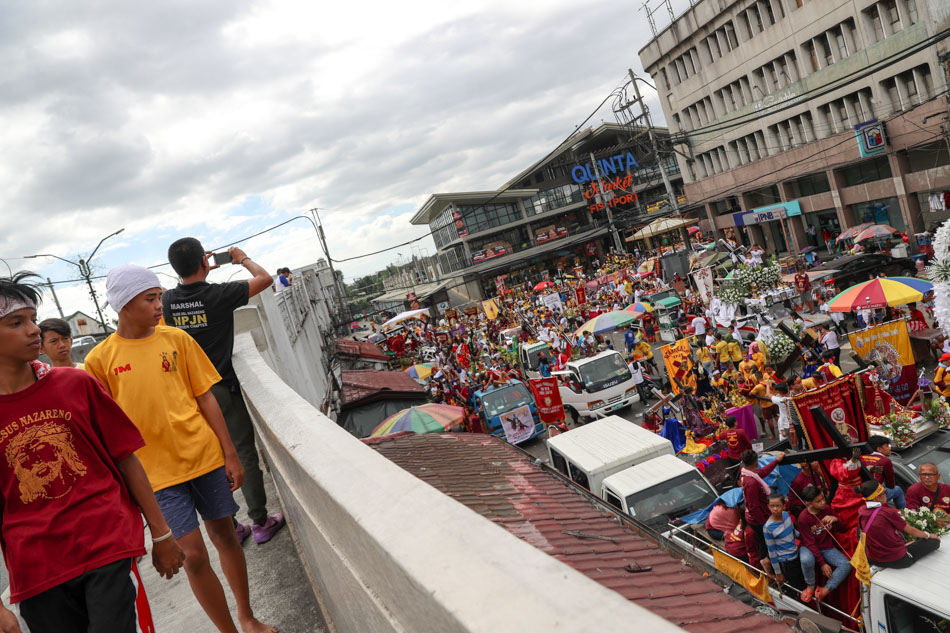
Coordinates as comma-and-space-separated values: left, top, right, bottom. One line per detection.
628, 68, 692, 248
589, 152, 626, 254
46, 277, 65, 318
310, 208, 349, 323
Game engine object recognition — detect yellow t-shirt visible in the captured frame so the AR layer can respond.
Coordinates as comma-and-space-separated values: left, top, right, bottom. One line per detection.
738, 359, 755, 382
635, 341, 653, 360
727, 341, 743, 362
696, 346, 711, 364
752, 352, 767, 373
715, 340, 730, 362
749, 383, 773, 408
85, 325, 224, 491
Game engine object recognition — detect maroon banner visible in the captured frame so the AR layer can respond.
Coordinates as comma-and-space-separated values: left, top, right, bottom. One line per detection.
792, 375, 868, 451
575, 286, 586, 306
529, 378, 565, 424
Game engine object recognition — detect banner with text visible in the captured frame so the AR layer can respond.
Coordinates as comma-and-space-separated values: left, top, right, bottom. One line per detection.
848, 320, 916, 404
482, 299, 499, 320
792, 375, 868, 451
692, 266, 714, 306
529, 378, 566, 424
499, 404, 536, 444
661, 338, 696, 395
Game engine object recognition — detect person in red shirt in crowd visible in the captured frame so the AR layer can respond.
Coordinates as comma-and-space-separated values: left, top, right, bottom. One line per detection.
857, 480, 941, 568
905, 302, 929, 332
788, 461, 826, 517
794, 267, 814, 313
717, 415, 752, 471
796, 485, 852, 603
0, 273, 185, 633
741, 449, 786, 562
905, 463, 950, 525
724, 513, 761, 569
862, 435, 905, 510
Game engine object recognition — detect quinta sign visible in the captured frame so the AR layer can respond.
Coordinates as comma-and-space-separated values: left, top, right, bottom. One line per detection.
570, 152, 640, 183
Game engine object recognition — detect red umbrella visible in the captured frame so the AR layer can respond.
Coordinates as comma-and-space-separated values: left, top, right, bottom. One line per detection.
533, 280, 555, 291
687, 226, 701, 234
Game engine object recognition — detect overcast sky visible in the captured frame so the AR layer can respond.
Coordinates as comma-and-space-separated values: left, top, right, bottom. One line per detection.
0, 0, 690, 321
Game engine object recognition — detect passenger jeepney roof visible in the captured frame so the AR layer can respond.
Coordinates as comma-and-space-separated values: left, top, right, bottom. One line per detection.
366, 432, 792, 633
602, 454, 699, 497
545, 415, 674, 475
473, 380, 524, 399
871, 546, 950, 619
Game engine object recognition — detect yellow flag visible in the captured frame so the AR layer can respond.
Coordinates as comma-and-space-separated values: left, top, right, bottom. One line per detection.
482, 299, 499, 320
712, 549, 772, 604
851, 533, 872, 586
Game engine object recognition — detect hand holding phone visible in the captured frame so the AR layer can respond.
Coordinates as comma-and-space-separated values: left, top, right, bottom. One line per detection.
212, 251, 233, 266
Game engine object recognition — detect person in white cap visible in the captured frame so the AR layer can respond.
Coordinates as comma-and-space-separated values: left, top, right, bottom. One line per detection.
85, 265, 276, 633
0, 271, 184, 633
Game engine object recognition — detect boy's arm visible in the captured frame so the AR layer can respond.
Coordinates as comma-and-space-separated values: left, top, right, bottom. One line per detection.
0, 601, 21, 633
116, 455, 186, 579
195, 390, 245, 491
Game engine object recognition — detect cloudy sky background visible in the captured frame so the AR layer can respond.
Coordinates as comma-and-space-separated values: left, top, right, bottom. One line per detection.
0, 0, 692, 322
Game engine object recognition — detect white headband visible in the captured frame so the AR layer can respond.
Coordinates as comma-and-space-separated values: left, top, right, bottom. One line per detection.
0, 297, 36, 319
105, 264, 162, 313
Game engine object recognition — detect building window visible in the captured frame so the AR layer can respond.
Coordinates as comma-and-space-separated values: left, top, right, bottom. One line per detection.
903, 0, 918, 24
838, 156, 893, 187
524, 184, 584, 216
785, 172, 831, 198
867, 5, 885, 42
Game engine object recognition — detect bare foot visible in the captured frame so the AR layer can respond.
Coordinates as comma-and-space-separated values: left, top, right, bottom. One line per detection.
240, 616, 277, 633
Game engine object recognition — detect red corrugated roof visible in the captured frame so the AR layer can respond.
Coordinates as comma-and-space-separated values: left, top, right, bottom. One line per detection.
335, 339, 389, 361
368, 433, 792, 633
341, 370, 426, 407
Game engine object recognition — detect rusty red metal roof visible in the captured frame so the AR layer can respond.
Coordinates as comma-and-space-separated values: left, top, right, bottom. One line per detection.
367, 433, 792, 633
335, 339, 389, 361
341, 370, 426, 407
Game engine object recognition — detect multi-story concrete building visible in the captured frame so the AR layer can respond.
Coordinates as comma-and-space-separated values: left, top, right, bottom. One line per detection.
638, 0, 950, 254
411, 123, 687, 299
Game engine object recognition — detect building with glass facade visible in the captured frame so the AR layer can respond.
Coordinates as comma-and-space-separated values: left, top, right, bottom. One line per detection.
409, 123, 686, 299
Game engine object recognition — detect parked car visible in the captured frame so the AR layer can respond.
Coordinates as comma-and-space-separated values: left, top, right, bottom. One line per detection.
73, 335, 98, 347
811, 253, 917, 289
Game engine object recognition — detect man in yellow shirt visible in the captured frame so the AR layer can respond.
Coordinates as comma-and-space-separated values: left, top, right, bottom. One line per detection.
747, 370, 778, 438
817, 350, 843, 382
635, 338, 657, 372
934, 353, 950, 397
713, 333, 730, 368
86, 265, 276, 633
727, 335, 743, 364
694, 337, 713, 375
738, 354, 757, 384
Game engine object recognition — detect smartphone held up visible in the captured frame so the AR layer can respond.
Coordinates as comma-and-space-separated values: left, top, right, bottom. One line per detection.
212, 251, 233, 266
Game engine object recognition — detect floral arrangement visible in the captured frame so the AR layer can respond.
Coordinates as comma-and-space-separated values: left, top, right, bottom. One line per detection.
868, 410, 917, 448
760, 333, 795, 362
717, 282, 747, 306
926, 219, 950, 336
901, 507, 950, 538
921, 398, 950, 429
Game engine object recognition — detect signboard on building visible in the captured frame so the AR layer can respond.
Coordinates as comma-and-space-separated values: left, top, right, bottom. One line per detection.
570, 152, 640, 183
452, 208, 468, 237
472, 244, 508, 264
855, 119, 886, 158
732, 200, 802, 226
435, 301, 450, 314
535, 225, 569, 244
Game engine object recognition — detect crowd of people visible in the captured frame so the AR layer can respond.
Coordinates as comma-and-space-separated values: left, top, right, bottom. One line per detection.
0, 239, 284, 633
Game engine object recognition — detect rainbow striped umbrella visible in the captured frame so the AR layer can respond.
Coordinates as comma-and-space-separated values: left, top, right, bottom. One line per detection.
623, 301, 654, 317
405, 363, 435, 380
828, 277, 933, 311
836, 222, 874, 243
370, 404, 465, 437
574, 310, 639, 336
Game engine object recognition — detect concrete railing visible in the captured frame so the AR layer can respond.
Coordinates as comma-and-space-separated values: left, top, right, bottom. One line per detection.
232, 309, 684, 633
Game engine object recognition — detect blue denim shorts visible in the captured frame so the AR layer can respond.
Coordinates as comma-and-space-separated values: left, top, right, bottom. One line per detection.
154, 467, 239, 538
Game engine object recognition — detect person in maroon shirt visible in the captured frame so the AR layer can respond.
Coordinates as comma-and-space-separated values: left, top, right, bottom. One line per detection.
856, 480, 941, 568
741, 449, 786, 560
717, 415, 752, 464
788, 461, 826, 517
796, 486, 851, 602
904, 462, 950, 524
862, 435, 905, 510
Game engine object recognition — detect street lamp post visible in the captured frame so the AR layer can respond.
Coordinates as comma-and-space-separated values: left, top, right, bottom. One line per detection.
25, 228, 125, 336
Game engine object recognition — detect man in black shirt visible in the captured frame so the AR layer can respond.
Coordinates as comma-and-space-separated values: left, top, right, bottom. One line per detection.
163, 237, 285, 545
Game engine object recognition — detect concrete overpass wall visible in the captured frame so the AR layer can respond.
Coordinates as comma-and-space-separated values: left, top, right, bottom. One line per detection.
232, 306, 684, 633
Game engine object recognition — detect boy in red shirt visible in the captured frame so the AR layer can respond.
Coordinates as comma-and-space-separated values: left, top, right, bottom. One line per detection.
717, 415, 752, 467
796, 486, 851, 602
0, 272, 184, 633
862, 435, 905, 510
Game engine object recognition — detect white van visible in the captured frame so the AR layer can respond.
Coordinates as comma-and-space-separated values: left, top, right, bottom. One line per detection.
518, 341, 552, 379
600, 455, 719, 531
555, 350, 639, 422
546, 416, 673, 493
